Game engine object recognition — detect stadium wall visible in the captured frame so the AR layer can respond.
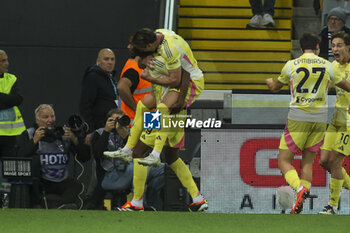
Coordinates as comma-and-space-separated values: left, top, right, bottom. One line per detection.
0, 0, 162, 126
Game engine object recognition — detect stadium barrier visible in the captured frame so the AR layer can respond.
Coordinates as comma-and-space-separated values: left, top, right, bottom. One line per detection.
200, 127, 350, 214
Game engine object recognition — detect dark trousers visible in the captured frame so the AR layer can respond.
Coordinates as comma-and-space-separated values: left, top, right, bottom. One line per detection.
249, 0, 275, 16
0, 136, 16, 157
41, 178, 82, 207
85, 164, 106, 209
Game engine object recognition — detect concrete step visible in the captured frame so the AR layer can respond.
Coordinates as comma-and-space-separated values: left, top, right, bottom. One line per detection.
293, 17, 321, 39
293, 7, 321, 40
293, 7, 318, 17
178, 28, 291, 40
292, 40, 300, 49
293, 0, 314, 7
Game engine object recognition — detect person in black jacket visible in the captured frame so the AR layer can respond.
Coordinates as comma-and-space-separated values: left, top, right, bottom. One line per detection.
79, 48, 118, 143
17, 104, 90, 209
319, 7, 350, 61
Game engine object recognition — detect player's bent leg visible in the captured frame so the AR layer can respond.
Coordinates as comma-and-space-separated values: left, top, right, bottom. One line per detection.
320, 123, 337, 172
278, 150, 307, 214
125, 94, 156, 150
319, 150, 331, 172
300, 150, 317, 185
151, 91, 179, 156
289, 150, 316, 214
278, 149, 301, 191
165, 147, 208, 212
184, 77, 204, 109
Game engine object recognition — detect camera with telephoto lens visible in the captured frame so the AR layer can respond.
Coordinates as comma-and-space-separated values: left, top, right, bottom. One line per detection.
67, 114, 89, 139
42, 126, 65, 142
113, 115, 130, 127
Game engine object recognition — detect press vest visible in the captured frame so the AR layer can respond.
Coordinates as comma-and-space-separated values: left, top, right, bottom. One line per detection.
120, 59, 152, 120
27, 128, 70, 182
0, 73, 25, 136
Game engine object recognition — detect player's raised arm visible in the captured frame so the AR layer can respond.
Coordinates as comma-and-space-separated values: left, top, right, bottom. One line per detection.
335, 78, 350, 92
266, 78, 284, 92
141, 66, 181, 88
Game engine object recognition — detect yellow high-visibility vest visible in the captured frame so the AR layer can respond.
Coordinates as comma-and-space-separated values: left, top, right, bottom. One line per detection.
0, 73, 26, 136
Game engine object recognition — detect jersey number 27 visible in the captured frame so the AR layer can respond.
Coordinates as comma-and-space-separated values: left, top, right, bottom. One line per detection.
296, 67, 325, 94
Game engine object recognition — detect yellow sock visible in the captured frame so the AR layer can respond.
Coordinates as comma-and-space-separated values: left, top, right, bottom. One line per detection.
133, 159, 148, 200
126, 101, 149, 149
284, 169, 301, 191
301, 179, 311, 189
342, 168, 350, 190
329, 178, 344, 207
153, 103, 170, 153
169, 158, 199, 199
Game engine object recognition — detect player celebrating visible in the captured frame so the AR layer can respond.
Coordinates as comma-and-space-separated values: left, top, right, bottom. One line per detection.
119, 107, 207, 211
319, 32, 350, 215
266, 33, 350, 214
105, 28, 204, 167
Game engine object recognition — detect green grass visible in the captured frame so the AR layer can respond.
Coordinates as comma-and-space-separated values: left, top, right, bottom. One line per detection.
0, 209, 349, 233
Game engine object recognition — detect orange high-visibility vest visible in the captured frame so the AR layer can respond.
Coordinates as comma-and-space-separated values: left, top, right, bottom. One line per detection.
120, 59, 152, 120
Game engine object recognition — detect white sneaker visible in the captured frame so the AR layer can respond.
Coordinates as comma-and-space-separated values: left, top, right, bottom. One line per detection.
247, 14, 263, 28
261, 13, 275, 27
103, 149, 133, 162
138, 153, 161, 167
319, 205, 338, 215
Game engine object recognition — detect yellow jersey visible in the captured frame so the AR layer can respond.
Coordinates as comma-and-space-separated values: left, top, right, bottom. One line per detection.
278, 53, 342, 122
150, 29, 203, 80
331, 60, 350, 126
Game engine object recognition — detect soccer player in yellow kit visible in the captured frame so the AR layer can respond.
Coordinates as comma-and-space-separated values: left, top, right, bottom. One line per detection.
105, 28, 204, 166
266, 33, 350, 214
104, 30, 207, 210
116, 69, 207, 211
119, 108, 207, 211
319, 32, 350, 215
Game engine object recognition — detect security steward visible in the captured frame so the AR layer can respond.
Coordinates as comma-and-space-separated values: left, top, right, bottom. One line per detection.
117, 44, 152, 125
0, 49, 26, 158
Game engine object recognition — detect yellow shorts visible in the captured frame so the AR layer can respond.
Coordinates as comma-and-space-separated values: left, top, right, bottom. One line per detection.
140, 109, 187, 149
152, 76, 204, 108
322, 123, 350, 156
321, 123, 339, 151
279, 119, 327, 154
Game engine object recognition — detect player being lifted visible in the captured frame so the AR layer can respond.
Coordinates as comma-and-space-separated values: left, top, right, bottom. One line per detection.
319, 32, 350, 215
266, 33, 350, 214
104, 28, 204, 166
104, 29, 207, 211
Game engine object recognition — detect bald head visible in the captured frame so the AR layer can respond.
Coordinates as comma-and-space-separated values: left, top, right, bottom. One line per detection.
0, 50, 9, 75
97, 48, 115, 73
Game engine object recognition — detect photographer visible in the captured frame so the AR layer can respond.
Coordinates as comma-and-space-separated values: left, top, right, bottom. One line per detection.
16, 104, 90, 209
88, 108, 164, 210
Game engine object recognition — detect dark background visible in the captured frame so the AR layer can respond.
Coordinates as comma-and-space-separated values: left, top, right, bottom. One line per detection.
0, 0, 163, 127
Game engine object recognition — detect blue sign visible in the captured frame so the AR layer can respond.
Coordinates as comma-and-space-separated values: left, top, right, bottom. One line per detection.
143, 111, 161, 129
